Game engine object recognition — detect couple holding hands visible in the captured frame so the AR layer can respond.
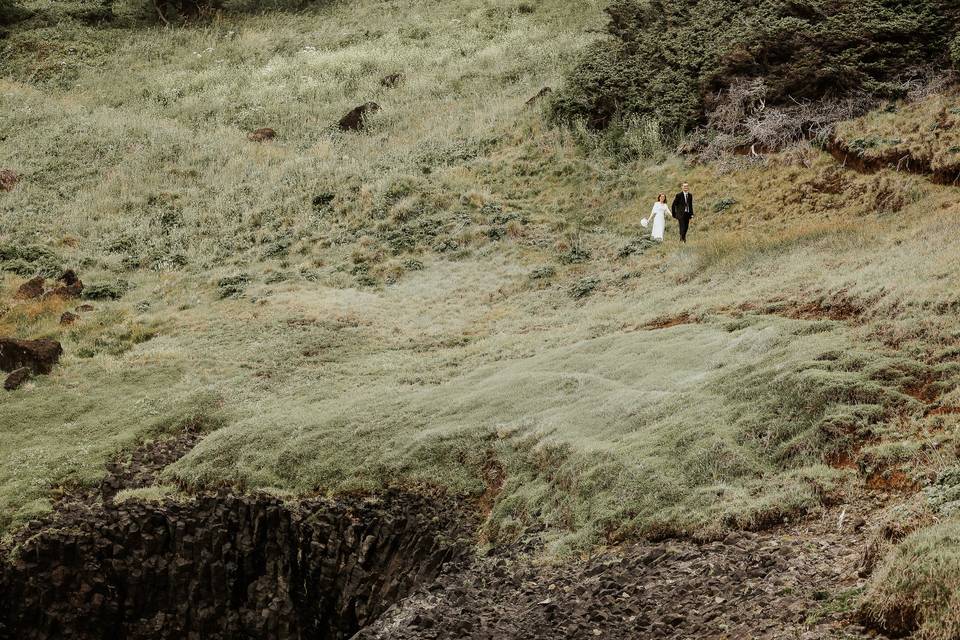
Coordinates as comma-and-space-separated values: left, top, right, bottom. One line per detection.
642, 182, 694, 243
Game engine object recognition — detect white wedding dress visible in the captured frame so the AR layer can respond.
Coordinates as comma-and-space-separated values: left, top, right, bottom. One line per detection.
649, 202, 668, 241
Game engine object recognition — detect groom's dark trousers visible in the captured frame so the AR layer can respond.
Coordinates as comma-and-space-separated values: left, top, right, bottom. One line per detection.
671, 192, 694, 242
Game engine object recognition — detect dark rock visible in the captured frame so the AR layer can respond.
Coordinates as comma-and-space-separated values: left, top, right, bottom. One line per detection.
0, 337, 63, 374
380, 73, 404, 88
4, 366, 30, 391
47, 269, 84, 298
525, 86, 552, 106
60, 311, 79, 326
247, 127, 276, 142
338, 102, 381, 131
76, 304, 95, 313
0, 484, 472, 640
0, 168, 18, 192
58, 269, 81, 287
14, 275, 45, 299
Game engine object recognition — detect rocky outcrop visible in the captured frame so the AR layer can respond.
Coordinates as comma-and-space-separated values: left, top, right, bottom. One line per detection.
338, 102, 381, 132
48, 269, 84, 298
13, 271, 83, 300
0, 492, 470, 640
0, 338, 62, 374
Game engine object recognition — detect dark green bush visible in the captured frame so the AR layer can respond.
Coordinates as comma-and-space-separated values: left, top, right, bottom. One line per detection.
83, 279, 131, 300
216, 273, 249, 298
951, 35, 960, 71
0, 244, 62, 277
552, 0, 960, 133
0, 0, 29, 26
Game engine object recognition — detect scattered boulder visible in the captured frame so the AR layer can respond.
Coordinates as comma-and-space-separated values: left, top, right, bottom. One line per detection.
15, 276, 45, 300
0, 338, 63, 374
4, 367, 30, 391
47, 269, 84, 299
75, 304, 95, 313
338, 102, 381, 131
247, 127, 276, 142
0, 169, 18, 192
60, 312, 78, 326
380, 73, 404, 88
525, 87, 552, 107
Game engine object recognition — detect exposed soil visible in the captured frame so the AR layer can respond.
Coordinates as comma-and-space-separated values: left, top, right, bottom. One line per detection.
359, 504, 888, 640
641, 312, 697, 330
826, 138, 960, 186
736, 293, 865, 324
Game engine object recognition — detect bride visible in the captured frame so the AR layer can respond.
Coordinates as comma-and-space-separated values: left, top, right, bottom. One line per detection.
644, 193, 669, 241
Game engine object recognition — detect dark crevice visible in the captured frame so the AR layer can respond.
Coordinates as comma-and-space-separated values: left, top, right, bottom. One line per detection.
0, 491, 472, 640
0, 429, 474, 640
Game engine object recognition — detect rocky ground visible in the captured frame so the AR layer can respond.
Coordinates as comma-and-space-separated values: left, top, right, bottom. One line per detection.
360, 506, 887, 640
0, 426, 897, 640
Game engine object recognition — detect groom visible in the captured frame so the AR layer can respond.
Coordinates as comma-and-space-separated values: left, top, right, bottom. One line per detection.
671, 182, 694, 242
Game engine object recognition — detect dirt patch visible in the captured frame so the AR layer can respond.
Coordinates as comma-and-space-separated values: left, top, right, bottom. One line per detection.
738, 293, 864, 323
0, 169, 18, 192
826, 137, 960, 186
926, 405, 960, 416
641, 312, 696, 330
865, 470, 917, 493
477, 453, 505, 517
902, 376, 939, 404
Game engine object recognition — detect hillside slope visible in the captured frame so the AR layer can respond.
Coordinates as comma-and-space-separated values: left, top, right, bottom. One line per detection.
2, 1, 960, 637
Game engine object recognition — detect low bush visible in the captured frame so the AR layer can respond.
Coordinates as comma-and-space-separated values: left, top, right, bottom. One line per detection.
552, 0, 960, 136
0, 0, 27, 25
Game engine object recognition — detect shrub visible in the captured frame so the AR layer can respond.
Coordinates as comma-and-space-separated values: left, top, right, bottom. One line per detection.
83, 280, 131, 300
0, 0, 26, 25
0, 244, 61, 277
952, 35, 960, 71
216, 273, 249, 299
552, 0, 960, 135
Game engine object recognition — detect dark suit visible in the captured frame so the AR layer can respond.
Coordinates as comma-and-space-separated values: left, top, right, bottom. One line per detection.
671, 191, 694, 242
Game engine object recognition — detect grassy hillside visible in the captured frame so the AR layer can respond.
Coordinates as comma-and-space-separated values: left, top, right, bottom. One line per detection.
2, 0, 960, 636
